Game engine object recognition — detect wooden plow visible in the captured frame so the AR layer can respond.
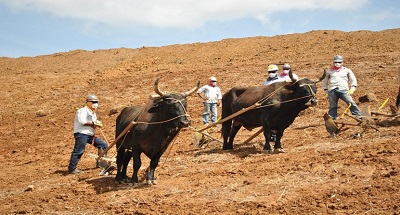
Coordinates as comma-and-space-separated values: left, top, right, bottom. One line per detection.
323, 99, 399, 138
191, 125, 222, 148
323, 66, 400, 138
87, 117, 140, 176
191, 99, 266, 148
192, 124, 264, 148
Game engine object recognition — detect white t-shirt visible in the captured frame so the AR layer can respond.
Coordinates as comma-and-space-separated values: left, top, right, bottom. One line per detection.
197, 85, 222, 103
73, 106, 96, 135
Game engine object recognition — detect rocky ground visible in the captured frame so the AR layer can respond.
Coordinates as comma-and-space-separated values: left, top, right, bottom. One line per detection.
0, 29, 399, 214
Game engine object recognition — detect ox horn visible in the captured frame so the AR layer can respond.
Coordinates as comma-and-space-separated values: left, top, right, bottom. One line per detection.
289, 69, 296, 83
154, 78, 167, 96
182, 81, 201, 97
315, 69, 326, 83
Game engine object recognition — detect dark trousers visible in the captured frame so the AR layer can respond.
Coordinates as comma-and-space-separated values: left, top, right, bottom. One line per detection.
68, 133, 108, 171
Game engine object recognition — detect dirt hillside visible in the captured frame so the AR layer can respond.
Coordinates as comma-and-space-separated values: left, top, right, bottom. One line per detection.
1, 29, 399, 214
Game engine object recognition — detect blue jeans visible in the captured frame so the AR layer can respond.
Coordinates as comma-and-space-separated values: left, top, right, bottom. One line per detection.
68, 133, 108, 171
328, 89, 362, 119
202, 102, 218, 124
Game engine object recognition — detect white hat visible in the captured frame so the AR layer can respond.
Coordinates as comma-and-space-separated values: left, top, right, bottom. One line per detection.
209, 76, 217, 82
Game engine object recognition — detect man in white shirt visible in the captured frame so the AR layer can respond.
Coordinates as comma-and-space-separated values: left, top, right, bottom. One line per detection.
67, 94, 108, 174
197, 76, 223, 124
322, 55, 362, 120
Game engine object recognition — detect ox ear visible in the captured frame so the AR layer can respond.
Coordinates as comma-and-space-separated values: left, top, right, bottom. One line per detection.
148, 100, 163, 113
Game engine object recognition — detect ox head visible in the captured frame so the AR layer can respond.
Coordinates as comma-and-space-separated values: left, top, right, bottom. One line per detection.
285, 69, 326, 107
302, 69, 326, 106
285, 78, 318, 107
149, 78, 200, 128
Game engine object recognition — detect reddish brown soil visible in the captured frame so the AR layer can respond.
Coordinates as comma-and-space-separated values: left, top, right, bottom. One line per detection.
1, 29, 400, 214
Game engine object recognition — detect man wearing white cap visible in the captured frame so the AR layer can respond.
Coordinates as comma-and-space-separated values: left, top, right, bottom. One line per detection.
197, 76, 223, 124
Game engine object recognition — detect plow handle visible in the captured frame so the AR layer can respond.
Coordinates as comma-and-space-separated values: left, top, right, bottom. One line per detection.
96, 121, 136, 161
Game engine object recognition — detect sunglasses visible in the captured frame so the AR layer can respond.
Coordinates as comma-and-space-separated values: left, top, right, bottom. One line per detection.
334, 61, 343, 64
268, 71, 278, 73
91, 101, 98, 103
210, 80, 217, 82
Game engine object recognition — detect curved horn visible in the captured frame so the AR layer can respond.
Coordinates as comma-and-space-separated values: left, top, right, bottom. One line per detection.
154, 78, 167, 96
315, 69, 327, 83
183, 81, 200, 97
289, 69, 296, 83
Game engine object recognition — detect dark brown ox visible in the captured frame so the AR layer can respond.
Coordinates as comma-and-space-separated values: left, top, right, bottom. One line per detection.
115, 78, 199, 185
221, 72, 318, 153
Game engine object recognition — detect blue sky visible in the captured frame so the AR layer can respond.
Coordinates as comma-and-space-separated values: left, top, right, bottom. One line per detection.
0, 0, 399, 58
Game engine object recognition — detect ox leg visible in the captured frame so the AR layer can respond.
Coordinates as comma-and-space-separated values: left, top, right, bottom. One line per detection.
120, 150, 132, 182
115, 146, 127, 183
262, 127, 273, 153
273, 130, 285, 153
146, 157, 161, 185
145, 132, 178, 185
145, 136, 175, 185
130, 151, 141, 185
222, 121, 232, 150
223, 124, 241, 150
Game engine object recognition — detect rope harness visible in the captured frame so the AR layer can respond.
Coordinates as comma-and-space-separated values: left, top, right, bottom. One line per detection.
129, 97, 188, 125
198, 79, 318, 132
254, 80, 317, 109
115, 96, 189, 156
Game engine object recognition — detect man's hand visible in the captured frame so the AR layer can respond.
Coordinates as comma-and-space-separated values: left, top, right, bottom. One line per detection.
347, 87, 356, 95
94, 120, 103, 128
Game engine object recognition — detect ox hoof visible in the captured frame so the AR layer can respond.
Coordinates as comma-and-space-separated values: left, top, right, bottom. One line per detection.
114, 179, 129, 185
262, 150, 273, 154
115, 178, 131, 184
128, 182, 140, 188
146, 180, 157, 185
273, 148, 285, 154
